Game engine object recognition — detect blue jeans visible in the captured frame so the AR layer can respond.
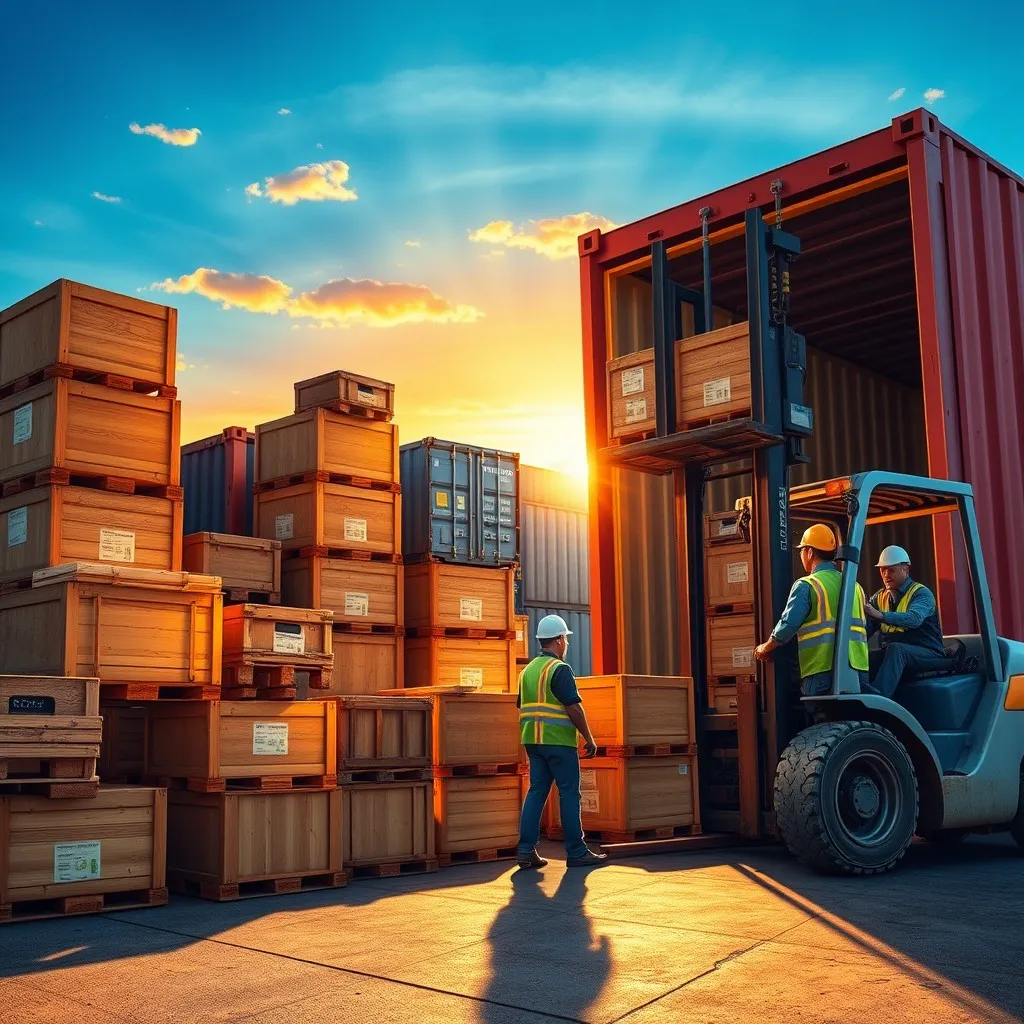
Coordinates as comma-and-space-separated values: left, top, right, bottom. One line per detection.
518, 744, 588, 860
869, 643, 949, 698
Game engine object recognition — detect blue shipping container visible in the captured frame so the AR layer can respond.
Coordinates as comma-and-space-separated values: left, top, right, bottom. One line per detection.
180, 427, 255, 537
400, 438, 520, 565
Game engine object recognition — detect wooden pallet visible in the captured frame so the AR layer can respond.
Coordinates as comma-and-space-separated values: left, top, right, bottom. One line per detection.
311, 399, 392, 422
255, 471, 400, 495
0, 362, 177, 403
0, 886, 168, 923
146, 772, 337, 794
339, 767, 434, 784
169, 871, 346, 902
0, 775, 98, 798
1, 467, 183, 500
431, 762, 524, 779
344, 858, 439, 880
706, 674, 756, 686
437, 847, 517, 868
283, 545, 402, 565
594, 742, 699, 758
706, 602, 755, 616
221, 662, 332, 700
332, 622, 405, 636
99, 683, 222, 701
401, 553, 518, 567
405, 625, 516, 641
679, 408, 751, 432
547, 822, 702, 843
224, 589, 282, 606
606, 428, 657, 448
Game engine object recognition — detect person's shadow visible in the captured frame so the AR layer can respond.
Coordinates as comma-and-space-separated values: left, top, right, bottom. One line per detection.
482, 865, 612, 1023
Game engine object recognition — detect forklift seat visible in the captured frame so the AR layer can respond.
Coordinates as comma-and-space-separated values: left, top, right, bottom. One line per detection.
894, 673, 984, 733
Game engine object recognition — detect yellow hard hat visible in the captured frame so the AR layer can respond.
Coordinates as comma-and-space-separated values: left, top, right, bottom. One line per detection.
796, 523, 837, 552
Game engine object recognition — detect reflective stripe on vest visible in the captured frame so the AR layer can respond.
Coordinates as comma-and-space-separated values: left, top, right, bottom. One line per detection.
518, 656, 577, 747
874, 582, 924, 634
796, 569, 870, 678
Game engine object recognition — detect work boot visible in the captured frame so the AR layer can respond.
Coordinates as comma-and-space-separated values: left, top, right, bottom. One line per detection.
566, 849, 608, 867
517, 850, 548, 869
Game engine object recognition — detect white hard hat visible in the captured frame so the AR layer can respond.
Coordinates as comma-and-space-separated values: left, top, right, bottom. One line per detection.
876, 545, 911, 568
536, 614, 573, 640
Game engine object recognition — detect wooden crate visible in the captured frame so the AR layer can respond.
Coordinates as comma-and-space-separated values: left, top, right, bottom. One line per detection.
0, 564, 222, 692
513, 614, 529, 661
222, 603, 333, 669
323, 633, 403, 696
404, 562, 514, 634
707, 682, 738, 714
336, 696, 432, 769
145, 700, 337, 789
182, 533, 281, 597
606, 349, 655, 439
167, 788, 343, 898
0, 785, 167, 919
705, 507, 750, 546
342, 780, 433, 868
0, 485, 182, 583
0, 279, 177, 391
575, 675, 695, 749
255, 481, 399, 555
675, 322, 751, 429
0, 379, 180, 487
98, 702, 146, 781
282, 558, 401, 628
255, 409, 399, 487
705, 542, 754, 608
707, 612, 756, 678
435, 775, 521, 855
380, 689, 519, 767
404, 637, 515, 692
294, 370, 395, 420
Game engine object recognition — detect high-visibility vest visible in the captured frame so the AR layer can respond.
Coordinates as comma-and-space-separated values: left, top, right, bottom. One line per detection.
518, 655, 578, 747
874, 583, 924, 633
797, 568, 870, 678
871, 581, 945, 652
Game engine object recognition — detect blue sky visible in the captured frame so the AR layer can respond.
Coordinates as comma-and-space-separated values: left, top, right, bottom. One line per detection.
1, 0, 1020, 474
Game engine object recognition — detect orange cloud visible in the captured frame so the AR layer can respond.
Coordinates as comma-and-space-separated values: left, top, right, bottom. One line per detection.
129, 122, 202, 147
246, 160, 357, 205
469, 211, 616, 259
153, 268, 292, 314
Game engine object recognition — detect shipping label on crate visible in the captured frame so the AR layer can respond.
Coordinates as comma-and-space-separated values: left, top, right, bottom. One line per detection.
345, 592, 369, 617
53, 841, 101, 883
703, 377, 732, 407
459, 597, 483, 621
716, 520, 739, 538
275, 513, 294, 541
625, 398, 648, 424
678, 763, 689, 775
580, 769, 597, 790
273, 622, 305, 655
516, 627, 524, 642
343, 517, 368, 543
581, 791, 600, 813
12, 403, 32, 445
98, 528, 136, 563
6, 507, 27, 547
620, 366, 645, 396
252, 721, 288, 755
356, 387, 386, 408
459, 667, 483, 688
726, 561, 749, 584
732, 646, 755, 669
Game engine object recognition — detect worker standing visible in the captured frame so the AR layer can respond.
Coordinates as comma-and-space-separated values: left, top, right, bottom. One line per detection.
863, 545, 946, 697
516, 614, 607, 869
753, 524, 870, 695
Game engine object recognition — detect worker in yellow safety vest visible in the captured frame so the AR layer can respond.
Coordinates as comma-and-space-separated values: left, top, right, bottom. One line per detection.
754, 523, 870, 696
516, 614, 607, 870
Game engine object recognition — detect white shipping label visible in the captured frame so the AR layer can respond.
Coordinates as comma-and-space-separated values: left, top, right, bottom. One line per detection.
580, 769, 597, 790
703, 377, 732, 407
273, 624, 305, 655
581, 792, 600, 814
732, 646, 755, 669
678, 763, 689, 775
12, 403, 32, 445
460, 597, 483, 622
790, 403, 813, 429
98, 528, 136, 563
726, 561, 749, 585
345, 592, 369, 617
620, 366, 645, 396
624, 398, 648, 424
356, 389, 386, 408
717, 521, 739, 537
344, 517, 368, 543
7, 507, 27, 548
53, 841, 101, 883
275, 513, 294, 541
516, 628, 524, 642
459, 667, 483, 688
252, 722, 288, 756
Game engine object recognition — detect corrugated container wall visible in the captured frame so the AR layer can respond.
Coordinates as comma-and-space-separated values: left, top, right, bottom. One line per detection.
525, 607, 593, 677
180, 427, 255, 537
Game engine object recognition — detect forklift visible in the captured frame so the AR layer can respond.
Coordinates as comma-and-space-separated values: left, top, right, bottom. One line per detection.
602, 209, 1024, 874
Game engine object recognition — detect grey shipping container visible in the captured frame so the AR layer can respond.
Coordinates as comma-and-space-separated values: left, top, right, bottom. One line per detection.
180, 427, 255, 537
523, 607, 593, 677
399, 438, 520, 565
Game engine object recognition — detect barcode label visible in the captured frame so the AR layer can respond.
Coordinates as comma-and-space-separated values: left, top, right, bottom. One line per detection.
703, 377, 732, 407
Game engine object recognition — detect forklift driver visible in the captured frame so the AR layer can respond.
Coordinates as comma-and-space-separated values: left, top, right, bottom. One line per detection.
753, 524, 870, 697
863, 545, 947, 697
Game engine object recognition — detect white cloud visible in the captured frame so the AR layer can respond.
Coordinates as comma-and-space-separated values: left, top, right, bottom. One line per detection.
129, 122, 202, 146
245, 160, 357, 205
924, 88, 945, 104
33, 220, 44, 227
176, 353, 197, 371
316, 142, 324, 149
91, 191, 122, 204
404, 240, 422, 248
278, 108, 292, 115
888, 87, 906, 102
469, 212, 617, 260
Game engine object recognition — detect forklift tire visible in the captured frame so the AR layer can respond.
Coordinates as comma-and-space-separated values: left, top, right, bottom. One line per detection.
775, 720, 918, 875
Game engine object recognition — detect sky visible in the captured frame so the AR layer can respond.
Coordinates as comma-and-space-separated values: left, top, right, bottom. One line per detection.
2, 0, 1021, 479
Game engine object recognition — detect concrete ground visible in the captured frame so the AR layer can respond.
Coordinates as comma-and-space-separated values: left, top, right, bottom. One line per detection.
1, 835, 1022, 1024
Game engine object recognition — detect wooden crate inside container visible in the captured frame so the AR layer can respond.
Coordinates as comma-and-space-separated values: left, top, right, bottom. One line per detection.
336, 696, 432, 770
606, 349, 656, 439
675, 322, 751, 430
575, 675, 695, 750
255, 481, 399, 555
255, 409, 399, 487
167, 788, 343, 900
705, 542, 754, 609
513, 614, 530, 661
0, 564, 222, 695
405, 562, 513, 635
435, 775, 521, 856
145, 700, 337, 790
294, 370, 395, 420
379, 688, 519, 767
0, 279, 177, 392
404, 637, 514, 693
98, 702, 146, 782
0, 379, 180, 488
705, 507, 750, 546
323, 633, 403, 696
707, 682, 738, 714
182, 533, 281, 599
342, 780, 434, 868
0, 485, 182, 583
0, 785, 167, 920
707, 612, 756, 679
282, 557, 401, 629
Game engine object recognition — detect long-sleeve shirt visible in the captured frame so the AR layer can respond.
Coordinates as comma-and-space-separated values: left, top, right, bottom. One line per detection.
867, 576, 937, 637
771, 562, 839, 644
